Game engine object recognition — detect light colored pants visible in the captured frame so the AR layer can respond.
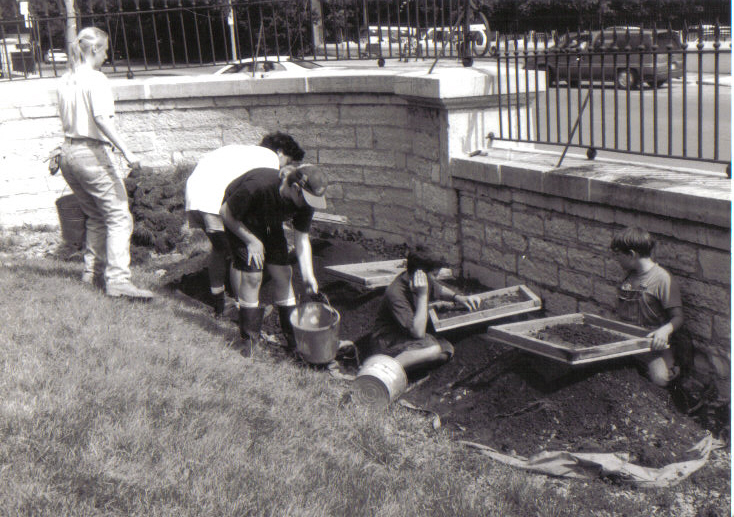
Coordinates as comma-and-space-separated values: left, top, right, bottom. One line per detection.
60, 141, 133, 285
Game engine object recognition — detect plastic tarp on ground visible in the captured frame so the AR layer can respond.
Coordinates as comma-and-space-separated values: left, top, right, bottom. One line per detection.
461, 434, 725, 487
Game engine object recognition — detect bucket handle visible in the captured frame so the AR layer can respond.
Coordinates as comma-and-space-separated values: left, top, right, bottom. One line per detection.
302, 289, 333, 311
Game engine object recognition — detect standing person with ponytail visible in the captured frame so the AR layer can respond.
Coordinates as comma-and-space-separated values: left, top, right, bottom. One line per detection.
57, 27, 153, 299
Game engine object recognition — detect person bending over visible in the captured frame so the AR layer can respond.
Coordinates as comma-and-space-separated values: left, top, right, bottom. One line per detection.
184, 132, 304, 316
367, 247, 481, 373
220, 164, 328, 356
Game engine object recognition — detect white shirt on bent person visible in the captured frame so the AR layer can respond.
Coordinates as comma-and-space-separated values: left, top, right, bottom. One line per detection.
185, 145, 280, 215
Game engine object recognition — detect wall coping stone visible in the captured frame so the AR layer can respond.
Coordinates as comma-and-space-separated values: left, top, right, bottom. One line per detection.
452, 148, 731, 230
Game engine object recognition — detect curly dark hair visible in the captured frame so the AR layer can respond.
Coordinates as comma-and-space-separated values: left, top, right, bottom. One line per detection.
259, 132, 305, 162
406, 245, 446, 276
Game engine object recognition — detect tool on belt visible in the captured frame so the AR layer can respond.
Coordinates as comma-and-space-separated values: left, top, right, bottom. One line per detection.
45, 146, 63, 175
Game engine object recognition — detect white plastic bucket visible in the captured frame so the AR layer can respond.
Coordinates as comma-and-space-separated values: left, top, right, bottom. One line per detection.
353, 354, 408, 406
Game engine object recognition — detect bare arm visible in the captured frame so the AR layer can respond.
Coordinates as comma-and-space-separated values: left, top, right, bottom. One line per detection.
94, 114, 139, 167
294, 230, 318, 294
220, 201, 264, 269
434, 279, 481, 311
648, 306, 684, 350
409, 270, 430, 338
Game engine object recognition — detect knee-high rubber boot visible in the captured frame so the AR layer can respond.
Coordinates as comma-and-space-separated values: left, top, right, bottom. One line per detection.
237, 307, 264, 357
278, 305, 297, 351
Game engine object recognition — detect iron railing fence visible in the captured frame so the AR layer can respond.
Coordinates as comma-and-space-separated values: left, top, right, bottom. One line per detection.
490, 24, 731, 174
0, 1, 729, 173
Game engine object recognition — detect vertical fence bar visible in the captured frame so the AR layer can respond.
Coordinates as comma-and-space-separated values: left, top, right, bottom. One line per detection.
148, 0, 163, 69
523, 33, 530, 140
681, 23, 688, 157
191, 4, 203, 65
666, 26, 673, 156
206, 7, 216, 64
497, 33, 503, 139
638, 28, 645, 154
513, 33, 521, 139
133, 0, 149, 70
116, 0, 133, 74
599, 31, 606, 149
713, 21, 720, 161
696, 24, 704, 158
651, 28, 658, 155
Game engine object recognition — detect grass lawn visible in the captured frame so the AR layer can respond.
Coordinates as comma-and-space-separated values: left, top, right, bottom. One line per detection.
0, 228, 729, 516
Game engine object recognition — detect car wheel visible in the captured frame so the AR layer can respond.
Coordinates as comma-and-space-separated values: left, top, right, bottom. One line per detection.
616, 68, 640, 89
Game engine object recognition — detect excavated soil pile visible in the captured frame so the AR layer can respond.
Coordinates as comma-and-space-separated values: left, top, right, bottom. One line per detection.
169, 228, 727, 468
533, 322, 624, 348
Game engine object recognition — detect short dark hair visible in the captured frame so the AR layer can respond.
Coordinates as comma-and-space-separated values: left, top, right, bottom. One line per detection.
406, 245, 446, 276
259, 132, 305, 162
610, 227, 655, 257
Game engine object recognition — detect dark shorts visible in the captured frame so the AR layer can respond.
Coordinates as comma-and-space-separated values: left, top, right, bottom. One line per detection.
226, 226, 292, 272
368, 331, 454, 359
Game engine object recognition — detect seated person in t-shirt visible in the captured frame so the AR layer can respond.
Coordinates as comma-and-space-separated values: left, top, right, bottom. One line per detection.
366, 247, 481, 373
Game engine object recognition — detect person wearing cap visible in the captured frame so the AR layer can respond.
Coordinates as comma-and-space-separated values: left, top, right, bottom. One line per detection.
185, 132, 305, 317
220, 163, 328, 355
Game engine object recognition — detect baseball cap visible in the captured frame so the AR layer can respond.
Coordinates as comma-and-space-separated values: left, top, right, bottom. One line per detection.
296, 164, 328, 210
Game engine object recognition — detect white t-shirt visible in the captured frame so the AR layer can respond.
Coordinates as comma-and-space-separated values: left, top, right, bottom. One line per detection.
185, 145, 280, 215
57, 68, 115, 142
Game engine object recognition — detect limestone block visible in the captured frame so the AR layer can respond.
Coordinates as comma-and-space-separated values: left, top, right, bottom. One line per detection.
698, 248, 731, 284
512, 209, 544, 236
712, 314, 731, 342
577, 223, 614, 251
372, 126, 413, 153
329, 199, 372, 227
543, 214, 577, 241
682, 306, 713, 341
542, 289, 579, 315
19, 105, 59, 119
481, 245, 517, 273
461, 219, 485, 242
463, 261, 506, 290
655, 239, 698, 274
362, 168, 413, 188
528, 237, 567, 266
319, 165, 364, 184
459, 195, 475, 217
356, 127, 373, 149
512, 190, 564, 213
501, 229, 528, 253
485, 226, 503, 247
592, 280, 619, 308
671, 220, 730, 251
559, 269, 594, 297
563, 200, 615, 224
415, 182, 457, 216
463, 237, 482, 258
319, 148, 400, 168
579, 301, 615, 320
373, 204, 416, 234
678, 277, 730, 315
411, 131, 441, 161
297, 127, 357, 149
339, 105, 408, 127
405, 154, 438, 180
543, 170, 590, 201
568, 248, 607, 277
475, 198, 511, 225
517, 255, 558, 287
0, 118, 61, 142
604, 258, 625, 279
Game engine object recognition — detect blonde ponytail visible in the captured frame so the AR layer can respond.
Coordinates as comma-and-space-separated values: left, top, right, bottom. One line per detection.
68, 26, 108, 72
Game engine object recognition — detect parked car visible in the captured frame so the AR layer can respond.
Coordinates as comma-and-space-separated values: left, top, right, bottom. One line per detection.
44, 48, 68, 64
525, 29, 684, 88
214, 57, 324, 77
358, 26, 419, 58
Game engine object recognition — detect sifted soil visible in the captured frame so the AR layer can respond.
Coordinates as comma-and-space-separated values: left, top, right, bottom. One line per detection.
168, 228, 728, 470
533, 322, 626, 349
435, 291, 526, 319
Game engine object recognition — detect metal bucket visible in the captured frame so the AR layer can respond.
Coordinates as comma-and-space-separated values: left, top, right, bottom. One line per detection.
353, 354, 408, 406
56, 194, 86, 248
290, 301, 341, 364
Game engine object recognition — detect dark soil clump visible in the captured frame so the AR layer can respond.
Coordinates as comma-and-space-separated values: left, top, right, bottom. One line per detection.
534, 323, 624, 348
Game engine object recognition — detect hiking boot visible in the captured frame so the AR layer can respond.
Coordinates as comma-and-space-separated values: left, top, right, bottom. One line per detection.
106, 282, 155, 299
277, 305, 298, 351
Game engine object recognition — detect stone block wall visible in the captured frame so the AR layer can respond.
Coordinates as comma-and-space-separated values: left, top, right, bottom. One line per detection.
453, 154, 731, 386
